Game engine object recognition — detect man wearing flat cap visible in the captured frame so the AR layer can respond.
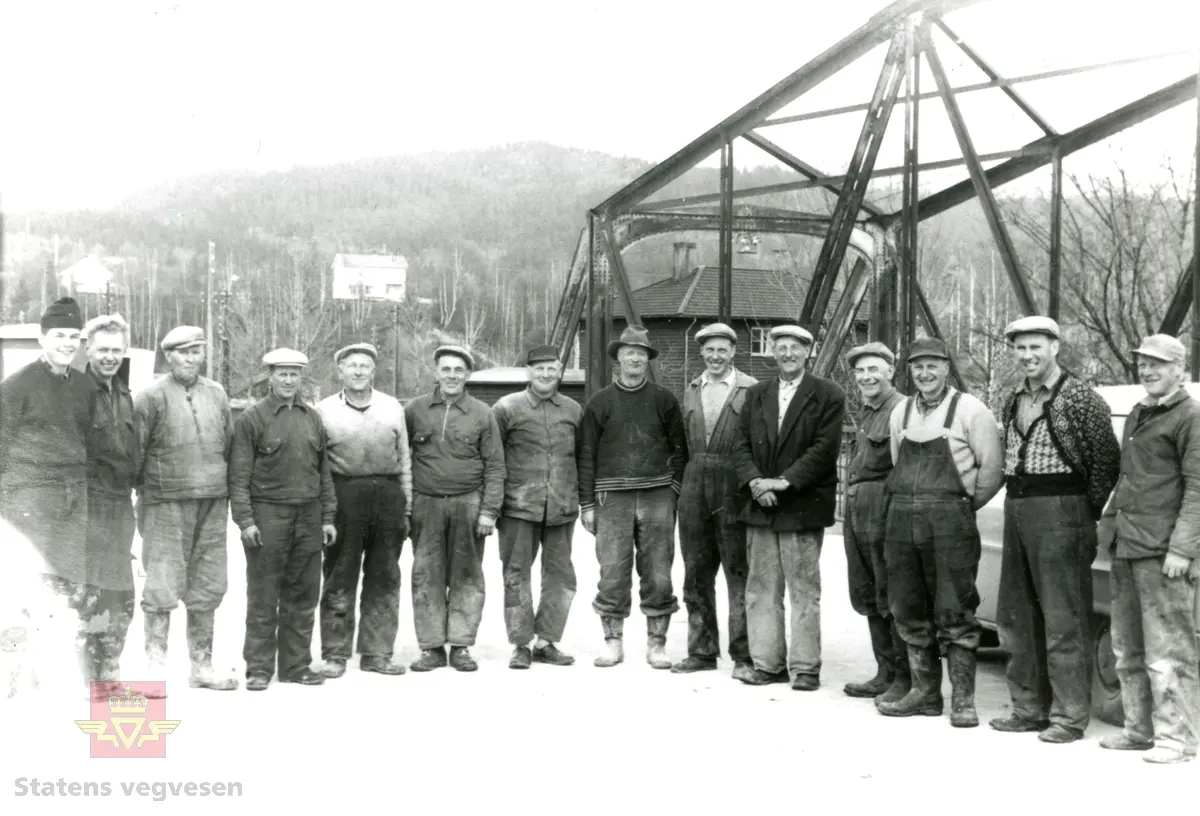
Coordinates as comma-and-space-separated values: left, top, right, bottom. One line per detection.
578, 325, 687, 669
841, 342, 908, 703
0, 297, 96, 690
1097, 334, 1200, 764
731, 324, 845, 690
134, 325, 239, 692
671, 322, 757, 680
491, 345, 582, 669
990, 316, 1120, 744
315, 343, 413, 679
877, 336, 1003, 728
404, 344, 505, 672
230, 348, 337, 690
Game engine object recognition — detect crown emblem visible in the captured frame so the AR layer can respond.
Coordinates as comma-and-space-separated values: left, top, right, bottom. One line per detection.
108, 686, 149, 714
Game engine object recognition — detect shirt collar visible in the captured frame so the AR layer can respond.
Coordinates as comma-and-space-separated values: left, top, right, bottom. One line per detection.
1140, 386, 1190, 409
1020, 366, 1062, 396
862, 383, 896, 411
340, 389, 374, 408
702, 367, 737, 388
87, 363, 128, 394
523, 387, 560, 407
778, 373, 802, 391
265, 391, 307, 414
38, 356, 72, 380
919, 385, 953, 410
431, 387, 469, 411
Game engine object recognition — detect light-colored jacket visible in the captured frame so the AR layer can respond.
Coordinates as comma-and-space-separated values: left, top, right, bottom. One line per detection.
135, 374, 232, 503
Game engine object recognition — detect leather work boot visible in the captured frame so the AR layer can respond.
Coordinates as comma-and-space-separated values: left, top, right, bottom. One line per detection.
989, 715, 1050, 733
947, 644, 978, 728
279, 668, 324, 686
322, 658, 347, 679
246, 675, 270, 692
142, 611, 171, 699
671, 656, 718, 674
410, 648, 448, 672
1038, 724, 1083, 744
531, 643, 575, 666
594, 616, 624, 668
875, 621, 912, 705
731, 660, 756, 682
1099, 732, 1154, 751
360, 656, 406, 675
509, 646, 533, 670
645, 616, 671, 670
876, 645, 943, 718
186, 611, 239, 691
844, 615, 895, 698
449, 646, 478, 672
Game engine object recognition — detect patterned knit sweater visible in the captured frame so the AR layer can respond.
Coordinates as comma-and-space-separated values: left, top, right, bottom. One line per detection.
1001, 374, 1121, 519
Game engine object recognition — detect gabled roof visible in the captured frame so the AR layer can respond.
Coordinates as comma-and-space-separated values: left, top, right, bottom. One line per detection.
612, 266, 808, 321
332, 253, 408, 269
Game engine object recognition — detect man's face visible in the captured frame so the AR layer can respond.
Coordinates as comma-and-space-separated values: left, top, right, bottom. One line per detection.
436, 355, 468, 398
773, 337, 811, 378
701, 338, 735, 378
166, 345, 205, 381
1138, 356, 1185, 400
853, 355, 894, 401
87, 329, 127, 380
269, 366, 303, 400
1011, 333, 1059, 382
338, 353, 375, 392
617, 346, 649, 381
40, 328, 82, 368
528, 360, 562, 398
909, 357, 949, 397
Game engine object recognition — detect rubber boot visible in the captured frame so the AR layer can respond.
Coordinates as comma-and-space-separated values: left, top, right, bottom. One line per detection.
875, 620, 911, 705
947, 644, 978, 728
844, 614, 895, 698
876, 645, 943, 717
186, 610, 239, 690
646, 616, 671, 670
141, 611, 171, 699
594, 616, 624, 668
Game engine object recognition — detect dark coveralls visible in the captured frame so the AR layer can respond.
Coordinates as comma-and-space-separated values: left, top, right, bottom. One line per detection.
678, 373, 754, 664
82, 365, 139, 683
229, 394, 337, 681
843, 387, 907, 690
885, 394, 981, 673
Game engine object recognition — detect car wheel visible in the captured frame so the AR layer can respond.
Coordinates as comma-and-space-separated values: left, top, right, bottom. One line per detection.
1091, 615, 1124, 727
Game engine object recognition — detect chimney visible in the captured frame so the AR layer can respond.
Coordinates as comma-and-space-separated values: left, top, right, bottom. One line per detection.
672, 242, 697, 281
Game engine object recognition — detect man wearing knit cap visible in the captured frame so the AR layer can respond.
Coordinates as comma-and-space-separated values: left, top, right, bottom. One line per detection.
135, 325, 239, 692
404, 344, 505, 672
0, 297, 96, 690
731, 324, 845, 691
841, 341, 909, 703
1098, 334, 1200, 764
991, 316, 1120, 744
579, 325, 688, 669
877, 336, 1003, 728
230, 348, 337, 690
492, 344, 582, 669
316, 342, 413, 678
671, 322, 757, 680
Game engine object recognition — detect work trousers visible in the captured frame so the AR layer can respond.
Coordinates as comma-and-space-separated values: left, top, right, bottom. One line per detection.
678, 453, 749, 662
998, 494, 1096, 732
844, 481, 891, 618
410, 491, 486, 650
320, 476, 407, 661
885, 495, 982, 652
591, 486, 679, 621
140, 498, 229, 614
39, 575, 134, 685
2, 482, 89, 585
498, 516, 576, 645
745, 527, 823, 678
1110, 555, 1199, 756
243, 501, 323, 680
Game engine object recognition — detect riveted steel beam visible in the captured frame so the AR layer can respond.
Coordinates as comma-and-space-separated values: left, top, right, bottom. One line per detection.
742, 131, 886, 218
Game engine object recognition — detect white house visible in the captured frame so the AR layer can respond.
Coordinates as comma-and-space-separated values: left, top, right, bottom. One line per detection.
331, 253, 408, 303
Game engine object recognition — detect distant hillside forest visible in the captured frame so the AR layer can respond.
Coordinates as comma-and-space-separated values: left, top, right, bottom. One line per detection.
2, 141, 1193, 406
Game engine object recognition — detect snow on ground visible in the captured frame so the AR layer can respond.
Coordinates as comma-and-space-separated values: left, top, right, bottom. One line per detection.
3, 521, 1196, 815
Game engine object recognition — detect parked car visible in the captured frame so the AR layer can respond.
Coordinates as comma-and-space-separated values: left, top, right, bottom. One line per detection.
975, 382, 1200, 726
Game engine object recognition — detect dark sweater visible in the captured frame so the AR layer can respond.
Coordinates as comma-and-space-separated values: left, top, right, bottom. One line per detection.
0, 358, 94, 489
578, 378, 688, 511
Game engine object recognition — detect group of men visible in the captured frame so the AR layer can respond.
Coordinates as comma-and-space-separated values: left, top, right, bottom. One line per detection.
2, 297, 1197, 764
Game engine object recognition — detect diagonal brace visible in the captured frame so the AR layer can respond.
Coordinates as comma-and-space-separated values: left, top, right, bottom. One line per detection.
742, 131, 885, 218
600, 222, 657, 381
812, 257, 873, 376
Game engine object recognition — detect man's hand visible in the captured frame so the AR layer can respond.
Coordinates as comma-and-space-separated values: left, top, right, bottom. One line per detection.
749, 478, 770, 500
241, 525, 263, 548
755, 490, 778, 508
322, 524, 338, 548
476, 515, 496, 538
582, 509, 595, 535
1163, 552, 1192, 579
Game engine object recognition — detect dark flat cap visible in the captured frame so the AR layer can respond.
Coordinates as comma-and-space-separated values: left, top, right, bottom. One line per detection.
525, 345, 560, 365
906, 336, 951, 362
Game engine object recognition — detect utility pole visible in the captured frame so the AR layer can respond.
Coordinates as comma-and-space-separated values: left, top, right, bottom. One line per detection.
206, 240, 215, 379
392, 302, 401, 396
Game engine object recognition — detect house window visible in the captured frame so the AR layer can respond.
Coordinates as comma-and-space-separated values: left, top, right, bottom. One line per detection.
750, 327, 771, 357
570, 330, 583, 371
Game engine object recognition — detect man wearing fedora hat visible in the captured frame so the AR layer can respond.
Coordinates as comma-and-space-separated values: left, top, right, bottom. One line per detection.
578, 325, 688, 669
492, 345, 583, 669
134, 325, 239, 692
730, 325, 844, 691
230, 348, 338, 690
0, 297, 96, 690
315, 343, 413, 679
991, 316, 1120, 744
1097, 334, 1200, 764
877, 336, 1003, 728
671, 322, 757, 680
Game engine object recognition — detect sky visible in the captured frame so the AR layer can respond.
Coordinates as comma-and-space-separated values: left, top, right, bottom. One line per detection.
1, 0, 1197, 212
